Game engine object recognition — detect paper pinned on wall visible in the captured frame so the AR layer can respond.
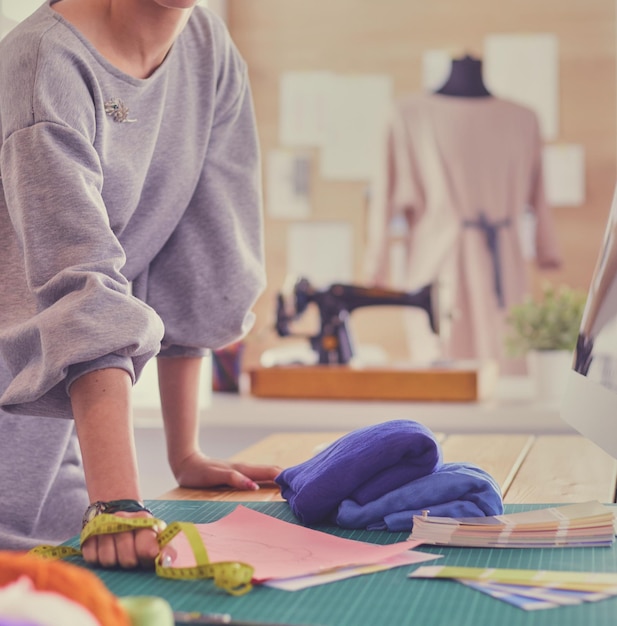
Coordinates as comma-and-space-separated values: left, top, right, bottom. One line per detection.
0, 15, 13, 39
279, 72, 392, 180
266, 149, 312, 219
320, 74, 393, 181
422, 49, 453, 92
287, 221, 354, 288
543, 143, 585, 207
0, 0, 40, 22
0, 5, 17, 39
279, 71, 333, 147
483, 33, 559, 141
201, 0, 227, 21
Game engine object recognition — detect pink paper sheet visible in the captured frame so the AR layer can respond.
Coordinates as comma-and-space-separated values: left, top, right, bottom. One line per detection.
164, 505, 420, 582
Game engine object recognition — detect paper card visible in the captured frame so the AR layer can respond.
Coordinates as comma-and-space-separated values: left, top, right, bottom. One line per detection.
459, 580, 617, 611
164, 505, 421, 582
320, 74, 393, 181
266, 150, 312, 219
202, 0, 227, 20
409, 565, 617, 593
0, 13, 16, 39
0, 0, 40, 22
413, 500, 614, 528
459, 580, 559, 611
279, 71, 332, 147
287, 221, 354, 287
483, 33, 559, 140
264, 550, 442, 591
468, 582, 615, 605
543, 144, 585, 207
421, 49, 453, 92
409, 501, 616, 548
463, 500, 612, 527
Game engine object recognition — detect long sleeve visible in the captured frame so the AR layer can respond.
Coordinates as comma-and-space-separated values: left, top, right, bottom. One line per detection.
136, 50, 266, 356
364, 104, 424, 286
0, 121, 164, 418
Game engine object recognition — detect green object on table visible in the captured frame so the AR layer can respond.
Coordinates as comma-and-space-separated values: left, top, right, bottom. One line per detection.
65, 501, 617, 626
119, 596, 174, 626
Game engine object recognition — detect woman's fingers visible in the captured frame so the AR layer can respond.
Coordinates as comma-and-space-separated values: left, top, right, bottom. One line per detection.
82, 534, 118, 568
113, 526, 140, 569
81, 535, 99, 564
211, 463, 283, 490
81, 511, 159, 569
231, 462, 283, 482
175, 453, 283, 490
133, 527, 161, 568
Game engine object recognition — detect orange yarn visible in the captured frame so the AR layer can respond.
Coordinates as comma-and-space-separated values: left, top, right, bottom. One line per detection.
0, 552, 130, 626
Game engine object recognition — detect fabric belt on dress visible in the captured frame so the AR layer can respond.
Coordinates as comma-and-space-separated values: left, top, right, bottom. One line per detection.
462, 211, 512, 309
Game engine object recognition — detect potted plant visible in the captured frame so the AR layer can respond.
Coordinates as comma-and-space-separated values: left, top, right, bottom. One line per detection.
505, 284, 587, 401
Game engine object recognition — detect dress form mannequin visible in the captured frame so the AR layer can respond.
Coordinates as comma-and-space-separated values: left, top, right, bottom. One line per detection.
435, 54, 492, 98
367, 51, 561, 374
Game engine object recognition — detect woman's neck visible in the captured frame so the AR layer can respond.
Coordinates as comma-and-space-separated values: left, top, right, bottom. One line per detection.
52, 0, 193, 79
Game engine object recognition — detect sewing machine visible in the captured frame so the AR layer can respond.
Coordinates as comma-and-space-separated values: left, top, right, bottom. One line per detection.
274, 277, 444, 365
248, 277, 497, 401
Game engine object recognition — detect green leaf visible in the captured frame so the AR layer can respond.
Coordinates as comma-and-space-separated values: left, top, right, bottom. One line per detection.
504, 283, 587, 356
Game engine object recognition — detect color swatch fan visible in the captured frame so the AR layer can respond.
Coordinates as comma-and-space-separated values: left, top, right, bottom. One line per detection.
409, 501, 615, 548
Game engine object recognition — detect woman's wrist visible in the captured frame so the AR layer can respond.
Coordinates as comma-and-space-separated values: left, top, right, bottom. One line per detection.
158, 356, 204, 479
82, 499, 153, 528
170, 448, 205, 482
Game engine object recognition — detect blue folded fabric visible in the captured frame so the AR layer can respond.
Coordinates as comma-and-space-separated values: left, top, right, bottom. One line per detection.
275, 420, 442, 524
336, 462, 504, 531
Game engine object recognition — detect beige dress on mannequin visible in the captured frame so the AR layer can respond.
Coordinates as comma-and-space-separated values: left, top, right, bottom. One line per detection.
365, 93, 562, 373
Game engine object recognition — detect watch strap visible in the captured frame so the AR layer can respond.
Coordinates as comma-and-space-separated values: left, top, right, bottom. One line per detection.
82, 499, 153, 529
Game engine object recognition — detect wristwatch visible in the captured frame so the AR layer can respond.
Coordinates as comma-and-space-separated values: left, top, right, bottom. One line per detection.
81, 499, 153, 529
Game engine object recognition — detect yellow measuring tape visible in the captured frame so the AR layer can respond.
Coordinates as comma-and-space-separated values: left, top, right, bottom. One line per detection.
28, 514, 254, 596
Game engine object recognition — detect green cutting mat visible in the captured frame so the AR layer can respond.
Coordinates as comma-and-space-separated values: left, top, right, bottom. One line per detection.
65, 501, 617, 626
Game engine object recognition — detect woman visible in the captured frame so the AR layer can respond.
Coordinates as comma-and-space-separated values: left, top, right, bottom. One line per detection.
0, 0, 280, 567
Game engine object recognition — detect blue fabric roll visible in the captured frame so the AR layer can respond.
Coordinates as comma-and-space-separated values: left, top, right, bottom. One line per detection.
336, 462, 504, 531
275, 420, 442, 524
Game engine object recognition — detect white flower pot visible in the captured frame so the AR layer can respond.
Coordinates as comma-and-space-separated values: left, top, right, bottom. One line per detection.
527, 349, 573, 403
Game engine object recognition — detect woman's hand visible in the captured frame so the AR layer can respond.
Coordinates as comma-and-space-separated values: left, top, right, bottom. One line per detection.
173, 451, 282, 490
156, 357, 283, 491
81, 510, 160, 569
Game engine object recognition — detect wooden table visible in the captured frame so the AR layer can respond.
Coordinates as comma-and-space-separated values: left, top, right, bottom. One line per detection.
161, 432, 617, 504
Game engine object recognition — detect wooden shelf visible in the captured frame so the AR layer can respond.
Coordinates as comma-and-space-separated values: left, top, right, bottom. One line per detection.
248, 361, 498, 402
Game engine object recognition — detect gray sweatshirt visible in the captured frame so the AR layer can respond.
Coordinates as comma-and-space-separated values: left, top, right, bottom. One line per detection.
0, 1, 265, 417
0, 1, 265, 547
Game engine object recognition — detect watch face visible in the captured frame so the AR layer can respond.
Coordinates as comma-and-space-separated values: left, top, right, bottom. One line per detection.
83, 502, 105, 526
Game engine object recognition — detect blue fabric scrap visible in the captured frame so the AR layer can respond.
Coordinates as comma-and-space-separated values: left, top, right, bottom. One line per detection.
275, 419, 443, 525
336, 462, 504, 532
